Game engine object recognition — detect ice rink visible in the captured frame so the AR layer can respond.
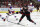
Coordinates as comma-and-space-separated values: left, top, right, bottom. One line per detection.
0, 12, 40, 27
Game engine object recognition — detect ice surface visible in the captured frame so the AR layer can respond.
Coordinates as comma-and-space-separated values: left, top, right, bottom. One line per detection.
0, 12, 40, 27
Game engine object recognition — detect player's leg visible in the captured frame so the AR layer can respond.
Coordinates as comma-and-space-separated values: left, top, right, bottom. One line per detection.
26, 14, 36, 24
7, 10, 11, 15
2, 17, 6, 21
18, 14, 25, 24
11, 11, 14, 14
37, 7, 39, 12
19, 15, 25, 22
3, 19, 5, 21
26, 11, 36, 24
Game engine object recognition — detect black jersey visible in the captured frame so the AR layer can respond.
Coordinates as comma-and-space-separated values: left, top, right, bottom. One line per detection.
20, 8, 30, 14
23, 8, 28, 11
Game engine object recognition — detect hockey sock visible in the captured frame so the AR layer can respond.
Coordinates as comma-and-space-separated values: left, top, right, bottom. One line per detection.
19, 18, 22, 22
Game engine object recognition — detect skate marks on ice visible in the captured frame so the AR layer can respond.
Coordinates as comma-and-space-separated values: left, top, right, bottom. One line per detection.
7, 14, 28, 27
7, 20, 25, 26
30, 12, 40, 19
7, 12, 40, 27
0, 12, 40, 27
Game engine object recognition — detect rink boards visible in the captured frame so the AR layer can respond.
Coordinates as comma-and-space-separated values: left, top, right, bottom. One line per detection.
0, 8, 39, 13
0, 8, 9, 13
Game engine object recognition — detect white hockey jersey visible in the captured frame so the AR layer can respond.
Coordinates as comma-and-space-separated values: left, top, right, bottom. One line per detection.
9, 8, 13, 11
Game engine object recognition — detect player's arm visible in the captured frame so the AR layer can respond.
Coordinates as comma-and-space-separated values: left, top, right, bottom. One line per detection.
19, 8, 23, 14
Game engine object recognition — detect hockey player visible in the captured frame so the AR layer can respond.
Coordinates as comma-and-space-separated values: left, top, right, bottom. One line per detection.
18, 5, 36, 24
36, 4, 39, 12
28, 2, 34, 12
7, 6, 14, 15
